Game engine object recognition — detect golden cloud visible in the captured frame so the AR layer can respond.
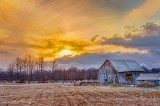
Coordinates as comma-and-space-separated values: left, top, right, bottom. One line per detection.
0, 0, 152, 61
125, 0, 160, 23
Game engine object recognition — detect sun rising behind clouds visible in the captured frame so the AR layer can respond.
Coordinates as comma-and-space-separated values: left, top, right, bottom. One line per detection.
58, 49, 74, 57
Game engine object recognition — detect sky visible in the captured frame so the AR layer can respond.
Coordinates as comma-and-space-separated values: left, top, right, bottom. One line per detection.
0, 0, 160, 69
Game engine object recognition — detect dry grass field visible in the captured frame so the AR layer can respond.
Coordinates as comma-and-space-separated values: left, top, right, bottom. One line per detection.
0, 83, 160, 106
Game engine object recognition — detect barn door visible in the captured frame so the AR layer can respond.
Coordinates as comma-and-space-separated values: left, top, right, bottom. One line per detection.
126, 72, 132, 82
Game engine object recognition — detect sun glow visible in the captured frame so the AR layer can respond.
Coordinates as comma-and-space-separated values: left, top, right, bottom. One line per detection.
58, 49, 73, 57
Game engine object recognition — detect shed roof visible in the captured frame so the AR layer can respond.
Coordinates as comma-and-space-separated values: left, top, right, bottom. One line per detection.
136, 73, 160, 81
109, 59, 144, 72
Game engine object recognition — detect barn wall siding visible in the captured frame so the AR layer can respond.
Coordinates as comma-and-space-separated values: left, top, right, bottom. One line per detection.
132, 73, 139, 84
98, 69, 104, 84
107, 74, 116, 83
118, 73, 126, 84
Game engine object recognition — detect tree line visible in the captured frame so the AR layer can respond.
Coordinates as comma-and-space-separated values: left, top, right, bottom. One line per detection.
0, 55, 98, 83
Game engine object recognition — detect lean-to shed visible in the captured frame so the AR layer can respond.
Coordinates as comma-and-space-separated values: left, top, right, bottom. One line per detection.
136, 73, 160, 86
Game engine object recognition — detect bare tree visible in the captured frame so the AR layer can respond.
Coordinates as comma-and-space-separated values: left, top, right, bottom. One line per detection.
24, 55, 35, 81
36, 57, 45, 82
49, 61, 57, 80
35, 58, 40, 81
14, 57, 24, 82
7, 63, 15, 82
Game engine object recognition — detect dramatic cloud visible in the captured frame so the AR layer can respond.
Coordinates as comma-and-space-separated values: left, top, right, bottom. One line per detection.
126, 0, 160, 23
101, 22, 160, 53
57, 52, 160, 69
0, 0, 160, 68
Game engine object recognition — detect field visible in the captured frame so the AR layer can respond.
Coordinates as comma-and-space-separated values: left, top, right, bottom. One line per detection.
0, 83, 160, 106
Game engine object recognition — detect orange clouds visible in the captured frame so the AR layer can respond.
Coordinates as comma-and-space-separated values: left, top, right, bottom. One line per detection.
0, 0, 158, 62
126, 0, 160, 23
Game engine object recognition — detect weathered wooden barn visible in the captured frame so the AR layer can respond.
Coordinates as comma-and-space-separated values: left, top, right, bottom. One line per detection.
98, 59, 144, 84
136, 73, 160, 86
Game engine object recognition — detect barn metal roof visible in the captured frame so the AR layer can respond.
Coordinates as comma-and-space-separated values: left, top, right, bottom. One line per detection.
109, 60, 145, 72
136, 73, 160, 81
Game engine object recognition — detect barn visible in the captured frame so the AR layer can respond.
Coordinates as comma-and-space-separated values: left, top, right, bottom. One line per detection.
98, 59, 144, 85
136, 73, 160, 86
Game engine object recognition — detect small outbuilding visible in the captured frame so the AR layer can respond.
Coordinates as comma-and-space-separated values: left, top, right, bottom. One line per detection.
98, 59, 144, 85
136, 73, 160, 86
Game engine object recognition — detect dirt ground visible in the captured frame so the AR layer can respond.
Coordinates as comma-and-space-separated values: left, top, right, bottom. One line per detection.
0, 83, 160, 106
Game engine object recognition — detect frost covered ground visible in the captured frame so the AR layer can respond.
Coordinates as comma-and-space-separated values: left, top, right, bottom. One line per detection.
0, 83, 160, 106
